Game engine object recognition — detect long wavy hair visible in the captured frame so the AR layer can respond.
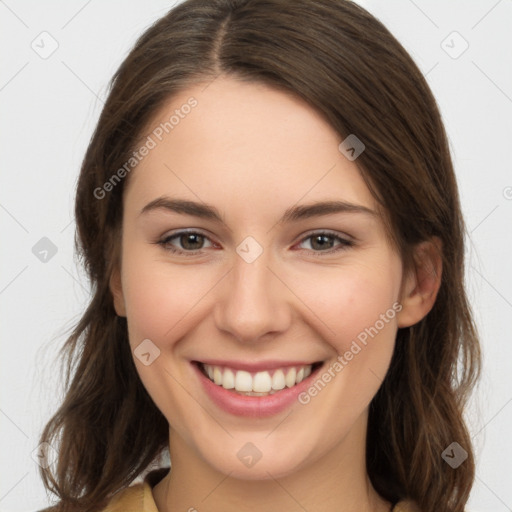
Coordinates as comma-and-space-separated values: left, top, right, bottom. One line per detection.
38, 1, 481, 511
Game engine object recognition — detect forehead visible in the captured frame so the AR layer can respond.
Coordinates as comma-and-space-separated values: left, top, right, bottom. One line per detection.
124, 77, 377, 217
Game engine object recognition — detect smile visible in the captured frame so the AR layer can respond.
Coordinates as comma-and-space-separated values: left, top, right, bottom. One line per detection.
199, 362, 319, 396
191, 360, 325, 417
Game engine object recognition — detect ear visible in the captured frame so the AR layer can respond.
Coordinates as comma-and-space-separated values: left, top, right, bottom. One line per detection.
396, 237, 442, 328
109, 265, 126, 317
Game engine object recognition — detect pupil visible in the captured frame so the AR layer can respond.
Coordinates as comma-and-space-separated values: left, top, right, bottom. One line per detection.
182, 233, 203, 250
312, 235, 332, 250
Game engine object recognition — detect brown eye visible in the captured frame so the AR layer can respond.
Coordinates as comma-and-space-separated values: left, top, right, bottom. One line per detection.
310, 234, 335, 251
297, 231, 353, 254
178, 233, 205, 250
158, 230, 214, 255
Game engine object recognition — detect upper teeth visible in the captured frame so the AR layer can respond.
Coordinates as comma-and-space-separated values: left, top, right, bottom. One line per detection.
202, 364, 313, 393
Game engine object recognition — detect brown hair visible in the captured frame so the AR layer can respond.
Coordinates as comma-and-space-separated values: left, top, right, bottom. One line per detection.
38, 1, 481, 511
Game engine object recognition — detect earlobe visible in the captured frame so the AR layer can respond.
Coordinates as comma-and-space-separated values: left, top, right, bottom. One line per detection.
396, 237, 442, 328
109, 267, 127, 317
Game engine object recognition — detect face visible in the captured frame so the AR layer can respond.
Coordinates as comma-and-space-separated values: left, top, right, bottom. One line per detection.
110, 76, 417, 480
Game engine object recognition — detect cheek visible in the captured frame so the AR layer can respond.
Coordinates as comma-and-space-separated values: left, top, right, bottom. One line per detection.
289, 262, 401, 420
338, 278, 399, 357
287, 258, 402, 353
120, 244, 212, 347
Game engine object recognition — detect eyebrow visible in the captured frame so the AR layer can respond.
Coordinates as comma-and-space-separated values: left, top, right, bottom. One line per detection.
139, 196, 377, 224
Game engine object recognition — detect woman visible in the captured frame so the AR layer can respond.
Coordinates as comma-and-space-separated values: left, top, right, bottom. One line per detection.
38, 1, 481, 511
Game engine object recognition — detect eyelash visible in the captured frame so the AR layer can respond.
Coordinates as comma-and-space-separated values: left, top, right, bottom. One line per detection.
155, 229, 354, 257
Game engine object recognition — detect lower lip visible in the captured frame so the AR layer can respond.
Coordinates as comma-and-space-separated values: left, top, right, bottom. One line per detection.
191, 361, 324, 418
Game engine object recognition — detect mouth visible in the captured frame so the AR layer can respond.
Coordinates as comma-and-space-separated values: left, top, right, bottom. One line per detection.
192, 360, 324, 397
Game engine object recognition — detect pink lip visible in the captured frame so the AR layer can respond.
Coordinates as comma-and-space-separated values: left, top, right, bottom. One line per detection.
191, 361, 324, 418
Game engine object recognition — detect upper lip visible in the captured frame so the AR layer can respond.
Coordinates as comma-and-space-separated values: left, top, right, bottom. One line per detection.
193, 359, 322, 372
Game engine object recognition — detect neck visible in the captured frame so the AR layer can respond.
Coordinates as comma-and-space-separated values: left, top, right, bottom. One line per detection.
152, 414, 390, 512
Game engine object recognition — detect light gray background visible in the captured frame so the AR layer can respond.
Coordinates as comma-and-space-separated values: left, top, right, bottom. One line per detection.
1, 1, 511, 511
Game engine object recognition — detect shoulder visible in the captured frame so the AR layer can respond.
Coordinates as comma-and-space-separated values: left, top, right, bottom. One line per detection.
35, 484, 146, 512
100, 467, 169, 512
99, 481, 147, 512
393, 500, 422, 512
36, 467, 169, 512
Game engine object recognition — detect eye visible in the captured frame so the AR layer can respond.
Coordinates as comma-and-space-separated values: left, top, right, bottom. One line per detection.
296, 231, 354, 255
155, 229, 354, 257
156, 230, 215, 256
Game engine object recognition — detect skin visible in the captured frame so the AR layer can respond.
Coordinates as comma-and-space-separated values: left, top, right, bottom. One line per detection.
110, 76, 442, 512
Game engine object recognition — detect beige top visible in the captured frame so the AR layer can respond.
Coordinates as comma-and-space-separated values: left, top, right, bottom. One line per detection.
99, 467, 420, 512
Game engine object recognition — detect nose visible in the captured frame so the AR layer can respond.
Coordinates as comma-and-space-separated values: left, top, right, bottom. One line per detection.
213, 247, 292, 344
